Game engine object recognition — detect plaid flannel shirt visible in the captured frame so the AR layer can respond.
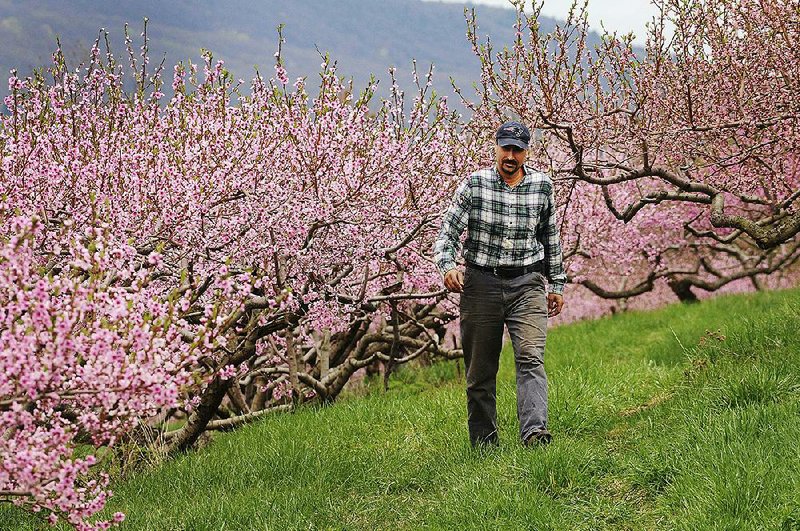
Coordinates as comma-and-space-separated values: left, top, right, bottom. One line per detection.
433, 165, 566, 295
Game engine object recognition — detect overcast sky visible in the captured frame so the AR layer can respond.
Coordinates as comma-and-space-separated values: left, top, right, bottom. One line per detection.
422, 0, 662, 42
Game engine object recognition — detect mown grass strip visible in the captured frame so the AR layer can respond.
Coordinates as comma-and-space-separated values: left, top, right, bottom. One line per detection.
3, 288, 799, 530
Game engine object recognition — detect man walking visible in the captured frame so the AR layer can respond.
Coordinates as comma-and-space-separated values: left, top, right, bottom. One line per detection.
434, 121, 565, 447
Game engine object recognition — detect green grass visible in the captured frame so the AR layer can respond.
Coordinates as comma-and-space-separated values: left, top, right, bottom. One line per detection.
4, 288, 800, 530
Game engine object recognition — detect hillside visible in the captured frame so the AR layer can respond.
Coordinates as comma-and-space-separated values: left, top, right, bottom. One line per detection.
0, 0, 590, 103
4, 288, 799, 529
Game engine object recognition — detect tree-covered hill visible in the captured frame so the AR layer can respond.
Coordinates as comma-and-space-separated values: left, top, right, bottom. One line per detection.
0, 0, 578, 101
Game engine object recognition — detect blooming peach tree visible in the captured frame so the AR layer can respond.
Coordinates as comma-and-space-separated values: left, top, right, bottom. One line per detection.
1, 27, 472, 528
461, 0, 800, 312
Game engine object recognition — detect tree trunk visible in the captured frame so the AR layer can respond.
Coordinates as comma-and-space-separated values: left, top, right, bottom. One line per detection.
668, 278, 699, 303
286, 331, 302, 405
166, 375, 232, 454
383, 303, 400, 391
319, 329, 331, 381
251, 375, 269, 411
227, 381, 250, 415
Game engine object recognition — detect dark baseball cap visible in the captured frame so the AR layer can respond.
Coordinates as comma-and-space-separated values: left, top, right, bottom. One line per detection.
496, 121, 531, 150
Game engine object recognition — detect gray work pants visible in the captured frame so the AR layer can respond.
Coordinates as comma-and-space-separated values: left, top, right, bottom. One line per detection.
459, 266, 549, 445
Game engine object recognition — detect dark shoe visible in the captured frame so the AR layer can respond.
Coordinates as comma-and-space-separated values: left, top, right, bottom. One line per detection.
523, 429, 552, 447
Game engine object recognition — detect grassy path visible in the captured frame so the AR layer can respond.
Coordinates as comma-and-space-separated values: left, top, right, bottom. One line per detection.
4, 289, 800, 530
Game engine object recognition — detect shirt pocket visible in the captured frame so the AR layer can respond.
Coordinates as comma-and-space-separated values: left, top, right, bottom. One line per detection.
525, 205, 542, 242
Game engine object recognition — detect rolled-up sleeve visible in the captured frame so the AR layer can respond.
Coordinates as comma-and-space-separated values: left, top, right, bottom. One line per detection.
433, 178, 471, 275
537, 183, 566, 294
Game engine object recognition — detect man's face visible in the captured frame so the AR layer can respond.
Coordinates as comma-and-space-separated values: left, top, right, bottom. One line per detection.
495, 144, 527, 178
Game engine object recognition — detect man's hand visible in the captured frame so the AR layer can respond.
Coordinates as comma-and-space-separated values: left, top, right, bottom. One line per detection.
547, 293, 564, 317
443, 269, 464, 293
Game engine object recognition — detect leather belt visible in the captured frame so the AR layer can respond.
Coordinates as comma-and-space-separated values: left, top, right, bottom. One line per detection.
467, 261, 543, 279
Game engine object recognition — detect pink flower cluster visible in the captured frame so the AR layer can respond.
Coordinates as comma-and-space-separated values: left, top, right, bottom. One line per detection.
0, 217, 197, 529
